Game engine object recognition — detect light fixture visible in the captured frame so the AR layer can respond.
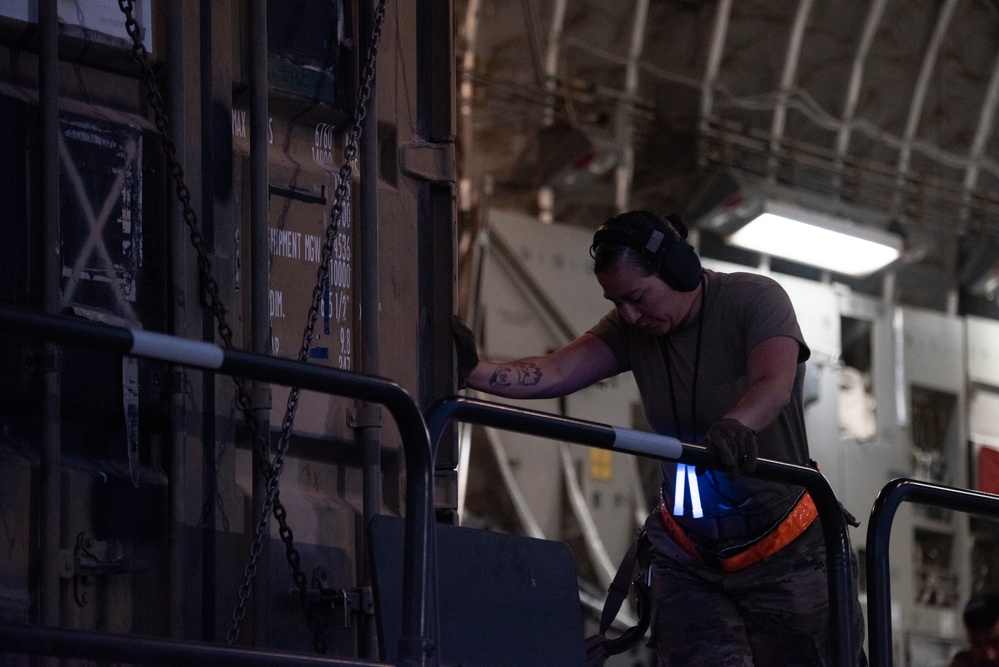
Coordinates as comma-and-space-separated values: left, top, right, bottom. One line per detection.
721, 201, 903, 277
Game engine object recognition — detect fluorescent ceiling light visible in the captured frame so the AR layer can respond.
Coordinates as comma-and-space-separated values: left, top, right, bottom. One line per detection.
727, 209, 902, 276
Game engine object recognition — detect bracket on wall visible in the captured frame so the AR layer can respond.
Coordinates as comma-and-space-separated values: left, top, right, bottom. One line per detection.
399, 138, 456, 184
60, 531, 148, 606
348, 404, 383, 429
287, 565, 375, 629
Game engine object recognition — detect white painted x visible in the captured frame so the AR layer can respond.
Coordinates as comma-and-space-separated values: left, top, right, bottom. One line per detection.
59, 131, 140, 323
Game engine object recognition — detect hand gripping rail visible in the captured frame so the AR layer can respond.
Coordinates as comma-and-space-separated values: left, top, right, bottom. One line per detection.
424, 396, 858, 667
0, 306, 435, 667
866, 478, 999, 667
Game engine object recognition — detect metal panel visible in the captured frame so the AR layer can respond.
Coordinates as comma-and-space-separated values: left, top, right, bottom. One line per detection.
266, 0, 342, 104
59, 113, 146, 322
0, 0, 153, 52
479, 210, 644, 565
902, 307, 965, 393
0, 451, 33, 623
969, 389, 999, 444
487, 209, 609, 334
0, 0, 438, 660
968, 315, 999, 387
232, 107, 355, 440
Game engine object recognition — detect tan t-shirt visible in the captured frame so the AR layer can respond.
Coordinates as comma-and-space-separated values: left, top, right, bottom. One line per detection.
588, 269, 812, 554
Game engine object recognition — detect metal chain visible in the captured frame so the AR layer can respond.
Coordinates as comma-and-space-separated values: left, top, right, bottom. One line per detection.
117, 0, 234, 346
119, 0, 388, 652
116, 0, 241, 533
115, 0, 292, 638
229, 0, 389, 651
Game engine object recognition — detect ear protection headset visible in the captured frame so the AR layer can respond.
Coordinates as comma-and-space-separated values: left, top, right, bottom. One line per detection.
591, 211, 703, 292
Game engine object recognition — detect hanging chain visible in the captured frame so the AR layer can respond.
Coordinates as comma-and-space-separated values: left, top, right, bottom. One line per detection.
229, 0, 390, 651
118, 0, 388, 653
118, 0, 234, 346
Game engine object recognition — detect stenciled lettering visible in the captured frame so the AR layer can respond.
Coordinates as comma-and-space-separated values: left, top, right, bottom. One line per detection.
313, 122, 336, 170
268, 289, 284, 318
269, 227, 302, 260
304, 233, 323, 263
232, 109, 247, 138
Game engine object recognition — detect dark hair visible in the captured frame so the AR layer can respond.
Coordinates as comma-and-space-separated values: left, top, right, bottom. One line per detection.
963, 593, 999, 632
589, 210, 688, 276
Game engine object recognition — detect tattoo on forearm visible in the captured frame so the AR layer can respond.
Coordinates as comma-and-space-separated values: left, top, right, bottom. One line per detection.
489, 367, 512, 389
489, 363, 543, 389
516, 362, 543, 386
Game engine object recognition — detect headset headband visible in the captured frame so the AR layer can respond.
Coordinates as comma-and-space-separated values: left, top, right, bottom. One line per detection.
591, 212, 702, 292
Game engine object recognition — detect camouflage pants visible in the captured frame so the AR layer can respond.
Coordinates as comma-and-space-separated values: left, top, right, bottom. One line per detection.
646, 517, 868, 667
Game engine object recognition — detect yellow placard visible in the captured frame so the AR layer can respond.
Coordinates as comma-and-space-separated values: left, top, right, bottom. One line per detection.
589, 448, 613, 480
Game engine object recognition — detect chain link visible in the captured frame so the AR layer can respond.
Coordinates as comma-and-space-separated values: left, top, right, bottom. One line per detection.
118, 0, 388, 653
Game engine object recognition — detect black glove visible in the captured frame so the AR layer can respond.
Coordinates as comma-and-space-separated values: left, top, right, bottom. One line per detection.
700, 417, 757, 478
450, 315, 479, 389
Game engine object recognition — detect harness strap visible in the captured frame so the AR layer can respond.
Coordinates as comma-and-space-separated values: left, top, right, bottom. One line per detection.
658, 491, 817, 573
598, 531, 651, 634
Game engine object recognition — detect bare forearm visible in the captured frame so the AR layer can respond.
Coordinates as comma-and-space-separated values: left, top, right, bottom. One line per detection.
726, 336, 799, 432
723, 378, 792, 433
463, 333, 621, 400
465, 357, 559, 398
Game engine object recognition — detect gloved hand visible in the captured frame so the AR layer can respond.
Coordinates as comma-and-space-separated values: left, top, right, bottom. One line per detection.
700, 417, 757, 478
450, 315, 479, 388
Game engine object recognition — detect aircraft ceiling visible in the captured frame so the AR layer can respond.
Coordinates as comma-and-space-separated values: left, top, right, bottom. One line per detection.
456, 0, 999, 312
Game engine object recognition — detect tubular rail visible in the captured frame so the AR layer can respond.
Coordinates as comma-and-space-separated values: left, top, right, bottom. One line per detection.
0, 622, 391, 666
0, 306, 435, 667
424, 396, 858, 667
866, 478, 999, 667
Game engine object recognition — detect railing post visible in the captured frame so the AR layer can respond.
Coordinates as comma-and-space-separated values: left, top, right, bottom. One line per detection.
866, 478, 999, 667
866, 478, 907, 667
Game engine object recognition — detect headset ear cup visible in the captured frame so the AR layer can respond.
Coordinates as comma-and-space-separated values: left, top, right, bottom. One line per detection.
659, 241, 703, 292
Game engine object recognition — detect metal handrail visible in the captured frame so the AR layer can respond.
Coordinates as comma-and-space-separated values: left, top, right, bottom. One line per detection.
866, 478, 999, 667
0, 622, 392, 666
425, 395, 858, 667
0, 306, 435, 666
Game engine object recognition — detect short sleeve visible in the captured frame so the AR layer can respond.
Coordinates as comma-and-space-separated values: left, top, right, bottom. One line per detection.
586, 309, 632, 372
740, 278, 810, 364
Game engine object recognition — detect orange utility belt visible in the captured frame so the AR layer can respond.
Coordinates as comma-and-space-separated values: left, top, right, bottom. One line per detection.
658, 491, 817, 573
